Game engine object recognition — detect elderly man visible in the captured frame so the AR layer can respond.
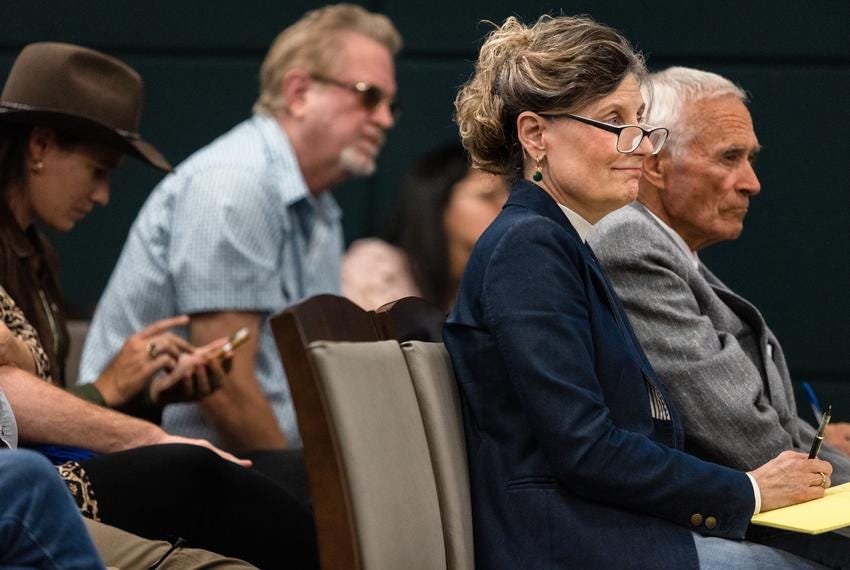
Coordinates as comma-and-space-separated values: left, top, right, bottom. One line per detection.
590, 66, 850, 484
81, 4, 402, 450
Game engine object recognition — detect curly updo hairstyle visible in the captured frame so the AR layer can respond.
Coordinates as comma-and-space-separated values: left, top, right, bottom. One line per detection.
455, 15, 646, 183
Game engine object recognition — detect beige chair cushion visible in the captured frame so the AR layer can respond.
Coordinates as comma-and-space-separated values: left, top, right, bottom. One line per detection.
401, 341, 473, 570
309, 340, 446, 570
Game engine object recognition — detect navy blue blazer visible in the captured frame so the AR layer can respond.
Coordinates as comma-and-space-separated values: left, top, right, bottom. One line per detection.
444, 181, 755, 569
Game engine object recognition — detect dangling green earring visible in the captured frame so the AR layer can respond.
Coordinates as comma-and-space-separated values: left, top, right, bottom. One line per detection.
532, 155, 544, 182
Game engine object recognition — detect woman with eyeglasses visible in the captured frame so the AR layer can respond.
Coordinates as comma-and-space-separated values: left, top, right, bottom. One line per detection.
444, 15, 839, 569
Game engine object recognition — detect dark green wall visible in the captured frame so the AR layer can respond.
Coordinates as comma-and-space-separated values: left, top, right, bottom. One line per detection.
2, 1, 848, 417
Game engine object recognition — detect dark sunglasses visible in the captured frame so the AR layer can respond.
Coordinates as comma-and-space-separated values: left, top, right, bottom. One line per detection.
311, 74, 401, 120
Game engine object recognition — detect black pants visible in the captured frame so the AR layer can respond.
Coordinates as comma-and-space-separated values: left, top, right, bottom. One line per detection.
80, 445, 318, 569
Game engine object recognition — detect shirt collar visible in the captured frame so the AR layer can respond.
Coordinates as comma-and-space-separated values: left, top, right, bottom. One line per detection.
556, 202, 596, 243
252, 113, 341, 224
640, 203, 700, 269
252, 113, 310, 205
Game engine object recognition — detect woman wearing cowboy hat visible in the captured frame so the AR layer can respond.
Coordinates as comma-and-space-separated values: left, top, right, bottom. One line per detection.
0, 43, 319, 569
0, 41, 229, 410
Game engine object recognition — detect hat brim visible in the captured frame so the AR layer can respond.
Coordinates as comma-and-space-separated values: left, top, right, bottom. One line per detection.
0, 105, 172, 172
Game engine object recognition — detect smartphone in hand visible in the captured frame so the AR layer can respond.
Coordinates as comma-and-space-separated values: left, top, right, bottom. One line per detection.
214, 327, 250, 360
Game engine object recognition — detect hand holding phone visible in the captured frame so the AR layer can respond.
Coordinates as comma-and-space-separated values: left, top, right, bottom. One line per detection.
150, 327, 251, 405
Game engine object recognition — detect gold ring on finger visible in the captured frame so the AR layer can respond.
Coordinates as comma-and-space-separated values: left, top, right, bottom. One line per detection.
819, 472, 827, 488
147, 342, 159, 360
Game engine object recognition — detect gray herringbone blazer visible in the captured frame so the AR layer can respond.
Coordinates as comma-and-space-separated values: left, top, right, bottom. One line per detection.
590, 202, 850, 483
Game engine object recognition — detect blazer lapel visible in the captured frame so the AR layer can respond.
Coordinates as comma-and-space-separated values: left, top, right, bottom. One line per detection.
588, 240, 684, 445
698, 264, 792, 418
583, 244, 628, 330
506, 183, 683, 442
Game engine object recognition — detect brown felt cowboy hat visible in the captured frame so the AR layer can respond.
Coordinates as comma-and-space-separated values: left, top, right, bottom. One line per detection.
0, 42, 171, 172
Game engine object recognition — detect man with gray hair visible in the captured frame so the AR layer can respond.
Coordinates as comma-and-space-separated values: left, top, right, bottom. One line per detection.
81, 4, 402, 451
590, 66, 850, 482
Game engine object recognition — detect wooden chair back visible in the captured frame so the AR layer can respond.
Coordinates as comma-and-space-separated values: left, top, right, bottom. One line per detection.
271, 295, 472, 570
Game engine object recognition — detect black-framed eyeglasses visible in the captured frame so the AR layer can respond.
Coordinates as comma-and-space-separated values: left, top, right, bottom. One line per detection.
539, 112, 668, 155
311, 74, 401, 120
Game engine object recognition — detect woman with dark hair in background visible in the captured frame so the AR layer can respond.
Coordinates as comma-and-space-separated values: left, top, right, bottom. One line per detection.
342, 142, 508, 311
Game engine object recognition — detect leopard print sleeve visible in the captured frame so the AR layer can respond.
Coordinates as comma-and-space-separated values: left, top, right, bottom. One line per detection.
0, 285, 52, 381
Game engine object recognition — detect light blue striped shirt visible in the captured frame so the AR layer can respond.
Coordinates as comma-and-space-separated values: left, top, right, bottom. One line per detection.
80, 114, 343, 447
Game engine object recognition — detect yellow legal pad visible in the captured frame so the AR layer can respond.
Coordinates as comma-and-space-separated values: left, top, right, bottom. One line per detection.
751, 482, 850, 534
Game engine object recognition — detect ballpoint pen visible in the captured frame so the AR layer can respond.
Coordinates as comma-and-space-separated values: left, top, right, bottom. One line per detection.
809, 404, 832, 460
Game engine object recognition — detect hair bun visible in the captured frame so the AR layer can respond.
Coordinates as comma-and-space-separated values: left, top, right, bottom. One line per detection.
454, 14, 643, 184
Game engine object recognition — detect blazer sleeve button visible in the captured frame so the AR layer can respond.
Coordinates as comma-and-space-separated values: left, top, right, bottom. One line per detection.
705, 516, 717, 529
690, 513, 703, 526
